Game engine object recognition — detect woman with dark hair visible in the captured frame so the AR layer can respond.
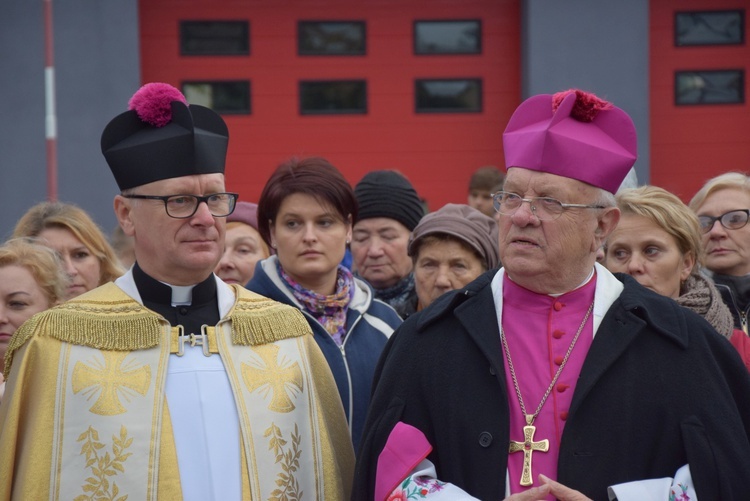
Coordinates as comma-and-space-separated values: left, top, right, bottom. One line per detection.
247, 157, 402, 453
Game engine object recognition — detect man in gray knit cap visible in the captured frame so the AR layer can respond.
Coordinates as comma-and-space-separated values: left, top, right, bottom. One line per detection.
351, 170, 425, 318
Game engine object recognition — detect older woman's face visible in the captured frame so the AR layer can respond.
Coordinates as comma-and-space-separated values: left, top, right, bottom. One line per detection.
350, 218, 413, 289
604, 214, 693, 299
694, 187, 750, 277
215, 223, 270, 285
0, 264, 54, 371
414, 238, 485, 309
270, 193, 351, 295
38, 227, 102, 299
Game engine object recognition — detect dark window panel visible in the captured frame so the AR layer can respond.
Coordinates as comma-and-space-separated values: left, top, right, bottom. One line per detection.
415, 79, 482, 113
299, 80, 367, 115
298, 21, 366, 55
675, 10, 744, 46
180, 21, 250, 56
182, 81, 251, 114
675, 70, 744, 105
414, 20, 481, 54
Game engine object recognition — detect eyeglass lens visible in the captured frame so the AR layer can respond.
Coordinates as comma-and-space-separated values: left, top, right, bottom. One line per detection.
699, 210, 749, 233
493, 192, 563, 220
166, 194, 235, 218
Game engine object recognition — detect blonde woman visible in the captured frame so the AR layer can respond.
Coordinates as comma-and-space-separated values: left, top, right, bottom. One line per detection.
13, 201, 123, 299
0, 239, 67, 401
605, 185, 750, 368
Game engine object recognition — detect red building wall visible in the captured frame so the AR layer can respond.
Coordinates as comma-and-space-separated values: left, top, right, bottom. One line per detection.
650, 1, 749, 201
139, 0, 520, 211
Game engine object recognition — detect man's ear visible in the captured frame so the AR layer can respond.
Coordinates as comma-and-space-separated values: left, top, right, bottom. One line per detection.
113, 195, 136, 237
593, 207, 620, 252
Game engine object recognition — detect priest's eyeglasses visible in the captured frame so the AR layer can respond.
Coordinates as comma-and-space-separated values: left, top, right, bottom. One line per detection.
698, 209, 750, 233
122, 193, 239, 219
492, 191, 606, 221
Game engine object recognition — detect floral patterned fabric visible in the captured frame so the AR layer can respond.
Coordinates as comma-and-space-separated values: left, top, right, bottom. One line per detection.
278, 262, 355, 345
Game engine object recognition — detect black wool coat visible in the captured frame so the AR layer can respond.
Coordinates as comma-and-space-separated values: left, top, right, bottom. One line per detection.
352, 271, 750, 501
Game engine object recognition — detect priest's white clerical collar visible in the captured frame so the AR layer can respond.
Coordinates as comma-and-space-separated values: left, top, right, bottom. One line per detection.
161, 283, 194, 306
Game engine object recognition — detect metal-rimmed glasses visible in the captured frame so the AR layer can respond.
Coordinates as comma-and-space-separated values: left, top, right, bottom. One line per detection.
697, 209, 750, 233
492, 191, 606, 221
122, 192, 239, 219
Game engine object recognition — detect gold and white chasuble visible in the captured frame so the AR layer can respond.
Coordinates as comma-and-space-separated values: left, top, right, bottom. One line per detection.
0, 276, 355, 501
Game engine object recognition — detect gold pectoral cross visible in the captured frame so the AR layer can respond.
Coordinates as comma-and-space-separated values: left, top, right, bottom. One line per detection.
508, 415, 549, 486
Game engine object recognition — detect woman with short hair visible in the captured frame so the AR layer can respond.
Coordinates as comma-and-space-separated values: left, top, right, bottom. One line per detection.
689, 172, 750, 333
13, 201, 123, 299
246, 157, 402, 453
604, 185, 750, 368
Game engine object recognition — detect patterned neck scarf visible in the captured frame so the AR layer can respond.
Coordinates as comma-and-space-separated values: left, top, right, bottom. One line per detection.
373, 273, 417, 319
278, 261, 355, 346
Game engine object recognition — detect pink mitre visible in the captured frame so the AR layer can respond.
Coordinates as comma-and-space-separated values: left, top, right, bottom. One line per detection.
502, 89, 637, 194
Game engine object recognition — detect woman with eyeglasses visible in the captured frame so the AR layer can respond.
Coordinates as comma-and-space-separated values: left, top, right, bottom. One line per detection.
689, 172, 750, 336
604, 185, 750, 369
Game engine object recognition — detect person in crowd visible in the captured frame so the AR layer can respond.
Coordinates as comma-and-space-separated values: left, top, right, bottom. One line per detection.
111, 224, 136, 269
0, 83, 354, 500
246, 157, 402, 453
352, 89, 750, 501
468, 165, 506, 217
215, 201, 270, 285
350, 170, 425, 318
13, 201, 123, 299
408, 203, 499, 310
604, 185, 750, 369
689, 172, 750, 334
0, 238, 67, 403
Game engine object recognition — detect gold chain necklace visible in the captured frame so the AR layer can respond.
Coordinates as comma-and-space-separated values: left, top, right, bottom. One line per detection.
501, 300, 594, 487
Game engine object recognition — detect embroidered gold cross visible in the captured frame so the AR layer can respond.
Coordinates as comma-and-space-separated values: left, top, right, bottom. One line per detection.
72, 351, 151, 416
242, 344, 303, 413
508, 415, 549, 486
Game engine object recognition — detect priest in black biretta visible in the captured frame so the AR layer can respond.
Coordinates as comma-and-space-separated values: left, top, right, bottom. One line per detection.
101, 83, 229, 190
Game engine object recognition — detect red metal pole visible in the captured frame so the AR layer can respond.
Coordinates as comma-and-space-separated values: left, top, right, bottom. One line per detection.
44, 0, 58, 201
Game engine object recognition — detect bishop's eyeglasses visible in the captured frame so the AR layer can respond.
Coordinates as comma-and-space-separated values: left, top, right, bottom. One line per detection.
122, 193, 239, 219
697, 209, 750, 233
492, 191, 605, 221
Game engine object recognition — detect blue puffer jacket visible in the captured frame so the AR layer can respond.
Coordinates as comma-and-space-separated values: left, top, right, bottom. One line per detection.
246, 256, 402, 453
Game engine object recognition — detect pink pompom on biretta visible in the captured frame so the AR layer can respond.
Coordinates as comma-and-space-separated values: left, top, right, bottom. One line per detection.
128, 82, 187, 127
552, 89, 613, 122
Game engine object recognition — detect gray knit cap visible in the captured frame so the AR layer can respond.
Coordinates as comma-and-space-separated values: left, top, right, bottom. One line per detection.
354, 170, 424, 231
408, 203, 500, 270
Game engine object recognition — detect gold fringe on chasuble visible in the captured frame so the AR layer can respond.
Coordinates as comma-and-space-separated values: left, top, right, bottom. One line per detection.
4, 283, 163, 378
229, 286, 312, 345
